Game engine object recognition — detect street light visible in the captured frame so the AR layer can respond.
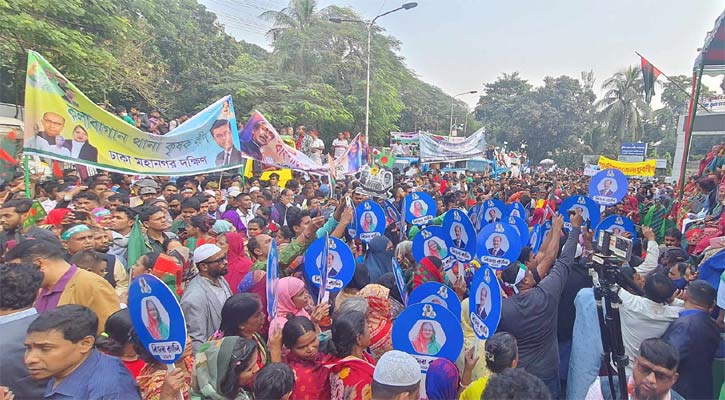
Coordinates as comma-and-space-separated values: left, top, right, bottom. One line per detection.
330, 2, 418, 145
450, 90, 477, 136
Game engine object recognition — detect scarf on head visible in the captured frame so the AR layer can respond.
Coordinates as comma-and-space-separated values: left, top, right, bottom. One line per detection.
412, 256, 444, 290
223, 232, 253, 294
364, 236, 394, 282
269, 277, 310, 337
426, 358, 460, 400
357, 284, 392, 359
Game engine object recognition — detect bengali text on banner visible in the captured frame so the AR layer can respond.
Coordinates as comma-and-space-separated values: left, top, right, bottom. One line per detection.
597, 156, 656, 176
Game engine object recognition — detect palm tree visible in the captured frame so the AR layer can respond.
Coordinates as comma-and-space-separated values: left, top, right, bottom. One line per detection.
596, 66, 650, 142
259, 0, 319, 41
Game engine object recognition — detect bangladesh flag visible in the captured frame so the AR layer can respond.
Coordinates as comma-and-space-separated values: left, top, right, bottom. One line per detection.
372, 148, 396, 169
641, 55, 661, 103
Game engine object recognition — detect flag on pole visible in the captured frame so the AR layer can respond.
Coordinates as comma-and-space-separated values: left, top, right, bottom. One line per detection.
640, 55, 662, 103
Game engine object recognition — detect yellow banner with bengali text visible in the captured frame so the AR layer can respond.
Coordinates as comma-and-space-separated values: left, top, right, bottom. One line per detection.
597, 156, 656, 176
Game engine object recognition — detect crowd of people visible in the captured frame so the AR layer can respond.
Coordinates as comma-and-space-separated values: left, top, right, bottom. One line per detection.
0, 140, 723, 400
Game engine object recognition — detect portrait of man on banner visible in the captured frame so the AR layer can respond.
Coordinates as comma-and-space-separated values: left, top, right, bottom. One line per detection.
210, 118, 243, 166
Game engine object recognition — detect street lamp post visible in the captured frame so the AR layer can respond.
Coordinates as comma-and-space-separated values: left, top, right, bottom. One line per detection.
449, 90, 477, 136
330, 2, 417, 146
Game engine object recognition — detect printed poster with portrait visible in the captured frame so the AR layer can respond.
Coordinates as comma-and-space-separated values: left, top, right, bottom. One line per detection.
346, 197, 358, 239
561, 195, 601, 229
469, 265, 503, 340
533, 220, 554, 254
589, 169, 628, 206
596, 215, 637, 241
476, 222, 522, 269
383, 199, 402, 230
266, 238, 280, 318
304, 236, 354, 292
443, 208, 476, 263
529, 223, 543, 253
468, 203, 483, 232
506, 215, 530, 248
128, 274, 186, 364
508, 202, 527, 220
392, 303, 464, 369
404, 192, 436, 226
392, 259, 409, 306
412, 226, 456, 270
481, 199, 508, 226
408, 281, 462, 318
356, 200, 386, 243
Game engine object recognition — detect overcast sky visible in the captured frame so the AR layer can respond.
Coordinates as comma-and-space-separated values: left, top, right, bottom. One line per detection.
200, 0, 724, 108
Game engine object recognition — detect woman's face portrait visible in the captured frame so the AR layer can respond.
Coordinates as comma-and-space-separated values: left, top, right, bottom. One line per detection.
73, 126, 88, 142
147, 300, 159, 319
421, 322, 434, 339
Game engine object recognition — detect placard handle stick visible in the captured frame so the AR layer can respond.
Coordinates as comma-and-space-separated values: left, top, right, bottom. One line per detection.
166, 364, 184, 400
473, 337, 481, 355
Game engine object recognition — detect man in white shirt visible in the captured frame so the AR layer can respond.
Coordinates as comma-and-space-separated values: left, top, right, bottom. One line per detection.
235, 192, 256, 227
331, 132, 348, 159
308, 130, 325, 165
620, 272, 683, 377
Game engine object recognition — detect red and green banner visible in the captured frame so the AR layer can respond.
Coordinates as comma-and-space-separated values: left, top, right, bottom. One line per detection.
640, 55, 662, 103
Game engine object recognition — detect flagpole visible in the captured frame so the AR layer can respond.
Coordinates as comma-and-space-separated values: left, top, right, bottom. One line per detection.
635, 52, 711, 113
23, 155, 31, 198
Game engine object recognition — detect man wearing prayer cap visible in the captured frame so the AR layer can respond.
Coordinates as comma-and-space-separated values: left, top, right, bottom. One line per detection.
372, 350, 421, 400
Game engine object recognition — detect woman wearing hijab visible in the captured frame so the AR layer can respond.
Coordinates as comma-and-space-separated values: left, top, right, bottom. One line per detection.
219, 232, 253, 294
356, 284, 393, 360
268, 277, 328, 337
191, 336, 260, 400
426, 358, 460, 400
411, 321, 441, 355
334, 264, 370, 311
374, 273, 405, 319
364, 236, 394, 282
411, 256, 444, 290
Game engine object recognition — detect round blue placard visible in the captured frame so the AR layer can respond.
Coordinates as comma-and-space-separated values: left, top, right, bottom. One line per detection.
412, 226, 456, 270
356, 200, 386, 243
469, 265, 503, 340
408, 281, 462, 318
481, 199, 508, 225
304, 236, 354, 292
392, 302, 464, 363
508, 202, 527, 220
383, 199, 402, 229
128, 274, 187, 364
560, 195, 601, 229
506, 215, 530, 248
404, 192, 437, 226
476, 222, 522, 269
596, 215, 637, 241
468, 203, 483, 232
589, 169, 628, 206
393, 259, 409, 306
443, 208, 476, 263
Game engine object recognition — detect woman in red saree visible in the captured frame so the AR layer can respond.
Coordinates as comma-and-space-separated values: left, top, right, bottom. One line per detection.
326, 310, 375, 400
356, 284, 393, 360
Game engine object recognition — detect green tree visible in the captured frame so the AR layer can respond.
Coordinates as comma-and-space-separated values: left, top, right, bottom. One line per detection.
596, 66, 650, 142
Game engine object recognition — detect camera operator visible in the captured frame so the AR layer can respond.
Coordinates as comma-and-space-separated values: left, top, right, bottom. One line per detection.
620, 272, 683, 377
499, 210, 589, 398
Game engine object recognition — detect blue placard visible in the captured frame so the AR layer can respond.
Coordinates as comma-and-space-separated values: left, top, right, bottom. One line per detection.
589, 169, 628, 206
412, 226, 456, 270
506, 215, 530, 248
346, 197, 357, 239
443, 208, 476, 263
304, 236, 354, 292
392, 258, 409, 306
481, 199, 508, 225
318, 233, 329, 304
404, 192, 437, 226
508, 202, 527, 220
383, 199, 402, 229
408, 281, 462, 318
266, 238, 279, 318
468, 203, 483, 232
560, 195, 601, 229
392, 302, 464, 364
476, 222, 522, 269
529, 223, 543, 253
596, 215, 638, 241
128, 274, 187, 364
356, 200, 386, 243
469, 265, 503, 340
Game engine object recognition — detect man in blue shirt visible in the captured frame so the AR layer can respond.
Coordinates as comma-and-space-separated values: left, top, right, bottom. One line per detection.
24, 304, 141, 399
662, 280, 720, 400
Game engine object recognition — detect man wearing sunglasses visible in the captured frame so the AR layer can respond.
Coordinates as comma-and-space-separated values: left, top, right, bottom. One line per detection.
181, 244, 232, 351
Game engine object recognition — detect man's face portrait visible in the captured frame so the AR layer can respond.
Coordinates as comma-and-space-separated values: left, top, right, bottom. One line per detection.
211, 122, 233, 151
42, 112, 65, 136
492, 235, 502, 248
253, 122, 275, 147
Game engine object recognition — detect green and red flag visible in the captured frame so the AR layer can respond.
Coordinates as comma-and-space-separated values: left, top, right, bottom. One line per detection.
640, 55, 662, 103
372, 148, 396, 169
